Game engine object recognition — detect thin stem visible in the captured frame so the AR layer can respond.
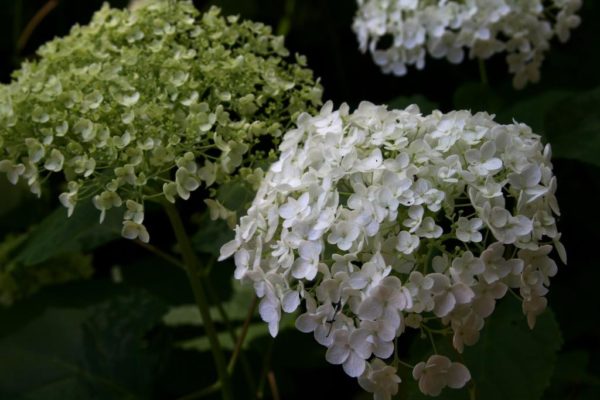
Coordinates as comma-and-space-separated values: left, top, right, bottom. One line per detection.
17, 0, 60, 52
396, 359, 415, 370
422, 242, 437, 274
426, 327, 438, 355
176, 381, 221, 400
422, 324, 451, 335
478, 58, 489, 86
228, 296, 258, 373
267, 371, 281, 400
163, 202, 234, 400
469, 384, 477, 400
133, 239, 185, 270
203, 260, 235, 336
276, 0, 296, 36
134, 235, 257, 397
508, 287, 524, 302
177, 301, 258, 400
256, 339, 275, 399
204, 266, 258, 397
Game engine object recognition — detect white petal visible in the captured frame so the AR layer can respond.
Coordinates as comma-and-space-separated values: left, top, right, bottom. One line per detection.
258, 299, 279, 323
358, 297, 384, 320
452, 284, 475, 304
447, 363, 471, 389
343, 352, 366, 377
325, 344, 350, 365
299, 240, 322, 260
219, 240, 240, 261
268, 320, 279, 337
433, 292, 456, 317
282, 291, 300, 313
373, 338, 394, 359
295, 314, 318, 333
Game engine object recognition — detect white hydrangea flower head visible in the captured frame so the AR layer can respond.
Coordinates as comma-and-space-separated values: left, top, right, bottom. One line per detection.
0, 0, 322, 242
353, 0, 582, 88
220, 101, 564, 398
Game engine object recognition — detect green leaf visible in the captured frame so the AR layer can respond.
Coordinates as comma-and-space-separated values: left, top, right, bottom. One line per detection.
163, 281, 255, 327
176, 322, 268, 352
165, 280, 296, 353
191, 210, 234, 258
453, 82, 504, 114
0, 281, 167, 400
406, 298, 562, 400
216, 179, 255, 215
545, 86, 600, 167
465, 299, 562, 400
0, 242, 93, 307
388, 95, 438, 114
13, 201, 122, 266
496, 90, 573, 134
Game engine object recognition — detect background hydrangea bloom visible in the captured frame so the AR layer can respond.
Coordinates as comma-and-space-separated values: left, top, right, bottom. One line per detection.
353, 0, 582, 88
221, 101, 564, 398
0, 0, 322, 241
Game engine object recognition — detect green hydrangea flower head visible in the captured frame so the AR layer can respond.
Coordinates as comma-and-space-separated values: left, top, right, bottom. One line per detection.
0, 0, 323, 242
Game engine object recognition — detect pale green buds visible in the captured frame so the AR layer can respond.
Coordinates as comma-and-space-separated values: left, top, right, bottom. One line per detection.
0, 0, 323, 241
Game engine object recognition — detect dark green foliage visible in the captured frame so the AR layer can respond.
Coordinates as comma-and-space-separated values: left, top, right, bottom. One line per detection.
13, 202, 122, 266
545, 86, 600, 167
0, 282, 167, 400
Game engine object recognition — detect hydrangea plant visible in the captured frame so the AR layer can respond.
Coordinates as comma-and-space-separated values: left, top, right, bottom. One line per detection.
0, 0, 322, 242
353, 0, 582, 88
221, 101, 564, 398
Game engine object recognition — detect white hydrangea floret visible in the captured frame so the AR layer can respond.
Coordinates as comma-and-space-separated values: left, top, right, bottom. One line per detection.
412, 355, 471, 396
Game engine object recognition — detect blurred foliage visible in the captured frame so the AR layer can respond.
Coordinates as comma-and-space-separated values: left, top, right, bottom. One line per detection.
0, 0, 599, 399
13, 201, 122, 266
0, 282, 167, 399
0, 232, 93, 306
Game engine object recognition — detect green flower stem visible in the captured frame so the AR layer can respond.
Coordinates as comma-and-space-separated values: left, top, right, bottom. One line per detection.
133, 236, 256, 396
425, 326, 439, 355
162, 201, 234, 400
396, 359, 415, 370
508, 287, 524, 302
267, 371, 281, 400
174, 296, 258, 400
422, 241, 437, 274
133, 239, 186, 270
276, 0, 296, 36
177, 381, 221, 400
478, 58, 489, 85
256, 339, 275, 399
203, 261, 258, 397
468, 381, 478, 400
228, 296, 258, 373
